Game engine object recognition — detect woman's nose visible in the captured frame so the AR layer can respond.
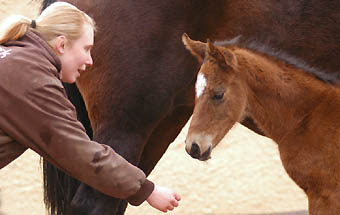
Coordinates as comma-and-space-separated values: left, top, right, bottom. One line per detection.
86, 53, 93, 66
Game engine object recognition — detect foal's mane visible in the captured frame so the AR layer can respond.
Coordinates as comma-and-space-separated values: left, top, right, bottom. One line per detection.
215, 36, 340, 85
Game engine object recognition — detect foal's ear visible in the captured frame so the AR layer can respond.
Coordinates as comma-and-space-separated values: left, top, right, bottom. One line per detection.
182, 33, 206, 63
221, 49, 237, 68
207, 40, 229, 69
207, 41, 236, 69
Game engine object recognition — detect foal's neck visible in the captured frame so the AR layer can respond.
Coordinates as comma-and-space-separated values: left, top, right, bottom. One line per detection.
234, 48, 337, 140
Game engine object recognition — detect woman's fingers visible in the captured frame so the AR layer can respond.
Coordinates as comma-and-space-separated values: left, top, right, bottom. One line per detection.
167, 205, 174, 211
171, 199, 179, 207
174, 192, 181, 201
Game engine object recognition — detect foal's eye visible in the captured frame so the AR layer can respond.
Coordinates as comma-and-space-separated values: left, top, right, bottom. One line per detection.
212, 92, 224, 100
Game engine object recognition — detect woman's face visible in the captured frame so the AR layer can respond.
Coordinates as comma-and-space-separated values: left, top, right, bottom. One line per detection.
59, 24, 94, 83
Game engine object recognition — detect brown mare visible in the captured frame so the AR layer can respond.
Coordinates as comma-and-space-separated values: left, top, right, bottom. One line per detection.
183, 34, 340, 214
40, 0, 340, 214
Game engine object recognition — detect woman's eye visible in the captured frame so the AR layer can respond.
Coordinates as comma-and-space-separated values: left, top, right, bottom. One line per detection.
212, 92, 224, 100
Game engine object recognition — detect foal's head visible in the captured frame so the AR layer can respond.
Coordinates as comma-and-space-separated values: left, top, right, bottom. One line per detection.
182, 33, 247, 161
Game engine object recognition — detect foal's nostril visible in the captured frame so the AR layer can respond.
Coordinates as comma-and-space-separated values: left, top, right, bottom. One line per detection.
200, 145, 212, 161
190, 142, 201, 159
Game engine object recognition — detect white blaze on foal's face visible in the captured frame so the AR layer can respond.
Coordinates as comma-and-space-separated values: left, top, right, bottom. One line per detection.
195, 72, 207, 98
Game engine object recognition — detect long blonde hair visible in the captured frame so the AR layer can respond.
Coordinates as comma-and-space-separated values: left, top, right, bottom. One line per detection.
0, 2, 96, 46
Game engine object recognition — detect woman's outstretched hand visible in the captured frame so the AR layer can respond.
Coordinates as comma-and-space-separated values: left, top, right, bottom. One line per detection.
146, 184, 181, 212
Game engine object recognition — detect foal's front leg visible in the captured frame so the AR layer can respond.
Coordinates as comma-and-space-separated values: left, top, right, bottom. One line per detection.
308, 191, 340, 215
278, 136, 340, 215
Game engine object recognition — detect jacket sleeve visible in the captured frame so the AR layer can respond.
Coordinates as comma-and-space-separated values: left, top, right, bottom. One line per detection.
1, 81, 153, 205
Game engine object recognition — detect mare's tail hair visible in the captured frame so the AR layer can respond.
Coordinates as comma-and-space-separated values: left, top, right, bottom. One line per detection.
42, 4, 72, 212
40, 0, 94, 208
43, 162, 80, 215
43, 86, 93, 215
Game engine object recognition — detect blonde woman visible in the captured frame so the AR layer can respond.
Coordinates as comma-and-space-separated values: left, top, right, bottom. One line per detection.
0, 2, 180, 213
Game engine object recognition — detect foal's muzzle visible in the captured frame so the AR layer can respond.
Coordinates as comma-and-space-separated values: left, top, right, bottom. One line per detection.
186, 142, 211, 161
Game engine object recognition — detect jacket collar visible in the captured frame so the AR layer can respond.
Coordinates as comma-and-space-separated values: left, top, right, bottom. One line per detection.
24, 30, 62, 75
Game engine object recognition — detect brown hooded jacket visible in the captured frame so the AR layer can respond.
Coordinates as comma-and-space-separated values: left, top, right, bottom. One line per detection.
0, 30, 153, 205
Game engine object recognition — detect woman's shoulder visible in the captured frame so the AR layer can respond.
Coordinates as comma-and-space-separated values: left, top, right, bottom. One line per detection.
1, 30, 61, 73
0, 31, 63, 95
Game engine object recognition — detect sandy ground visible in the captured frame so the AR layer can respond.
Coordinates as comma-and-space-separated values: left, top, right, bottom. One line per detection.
0, 1, 308, 214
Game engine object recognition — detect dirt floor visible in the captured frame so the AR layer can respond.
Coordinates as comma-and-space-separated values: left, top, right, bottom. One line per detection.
0, 1, 308, 214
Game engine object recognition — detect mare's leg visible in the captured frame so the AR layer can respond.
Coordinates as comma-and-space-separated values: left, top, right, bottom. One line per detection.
69, 95, 194, 215
112, 105, 193, 215
69, 105, 192, 215
70, 184, 123, 215
138, 105, 193, 175
70, 131, 147, 215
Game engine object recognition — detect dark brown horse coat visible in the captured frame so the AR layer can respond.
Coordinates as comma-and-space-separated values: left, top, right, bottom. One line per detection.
41, 0, 340, 215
